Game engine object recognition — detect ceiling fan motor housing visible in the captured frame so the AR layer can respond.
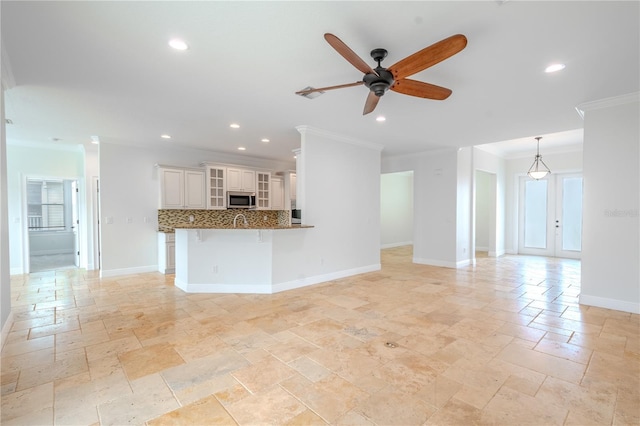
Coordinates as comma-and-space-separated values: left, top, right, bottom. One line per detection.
363, 68, 395, 97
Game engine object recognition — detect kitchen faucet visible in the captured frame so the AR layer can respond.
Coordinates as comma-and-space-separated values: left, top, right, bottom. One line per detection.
233, 213, 248, 228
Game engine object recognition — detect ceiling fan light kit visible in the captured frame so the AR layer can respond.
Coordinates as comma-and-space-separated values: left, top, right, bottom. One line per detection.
296, 33, 467, 115
527, 136, 551, 180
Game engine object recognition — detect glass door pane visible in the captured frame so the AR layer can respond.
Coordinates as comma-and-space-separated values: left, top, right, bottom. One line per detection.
524, 179, 548, 249
555, 176, 583, 259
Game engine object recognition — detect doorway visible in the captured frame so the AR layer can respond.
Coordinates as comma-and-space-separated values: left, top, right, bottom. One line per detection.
27, 178, 80, 272
475, 170, 497, 256
518, 173, 583, 259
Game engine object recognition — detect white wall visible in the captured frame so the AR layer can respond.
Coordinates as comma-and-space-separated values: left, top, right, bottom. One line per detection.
6, 144, 85, 274
99, 142, 295, 276
475, 171, 492, 251
380, 171, 413, 248
383, 149, 463, 267
456, 147, 473, 266
297, 126, 382, 278
579, 94, 639, 313
1, 84, 11, 340
474, 147, 506, 257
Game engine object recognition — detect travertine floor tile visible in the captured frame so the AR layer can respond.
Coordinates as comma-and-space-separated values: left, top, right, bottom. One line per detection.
2, 247, 637, 425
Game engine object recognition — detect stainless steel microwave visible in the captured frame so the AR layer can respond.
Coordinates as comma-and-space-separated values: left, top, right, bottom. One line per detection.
227, 191, 256, 209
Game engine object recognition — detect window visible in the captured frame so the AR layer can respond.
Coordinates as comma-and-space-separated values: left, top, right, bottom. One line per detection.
27, 179, 67, 231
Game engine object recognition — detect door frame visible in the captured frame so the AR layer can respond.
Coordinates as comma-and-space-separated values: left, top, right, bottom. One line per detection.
517, 171, 583, 259
21, 174, 82, 274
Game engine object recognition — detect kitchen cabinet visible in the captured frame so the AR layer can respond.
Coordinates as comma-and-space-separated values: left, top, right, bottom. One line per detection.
158, 232, 175, 274
271, 176, 284, 210
158, 166, 205, 209
256, 172, 271, 210
206, 166, 226, 209
227, 168, 256, 192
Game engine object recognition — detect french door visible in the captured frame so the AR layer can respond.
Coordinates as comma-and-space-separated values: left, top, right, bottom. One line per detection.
518, 173, 583, 259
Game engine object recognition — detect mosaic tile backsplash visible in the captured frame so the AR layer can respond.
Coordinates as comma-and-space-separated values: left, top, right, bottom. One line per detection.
158, 209, 290, 232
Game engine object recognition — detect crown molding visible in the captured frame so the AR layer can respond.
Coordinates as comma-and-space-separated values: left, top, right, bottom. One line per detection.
295, 125, 384, 152
575, 92, 639, 119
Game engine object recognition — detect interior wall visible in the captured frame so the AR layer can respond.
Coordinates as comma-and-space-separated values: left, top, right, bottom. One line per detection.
297, 126, 382, 277
456, 147, 473, 266
1, 83, 11, 340
380, 171, 413, 249
473, 147, 506, 256
382, 149, 460, 267
475, 171, 492, 251
6, 144, 85, 274
99, 142, 295, 276
580, 94, 639, 313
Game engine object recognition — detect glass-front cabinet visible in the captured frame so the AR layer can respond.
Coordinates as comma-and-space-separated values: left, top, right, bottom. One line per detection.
207, 166, 226, 209
256, 172, 271, 210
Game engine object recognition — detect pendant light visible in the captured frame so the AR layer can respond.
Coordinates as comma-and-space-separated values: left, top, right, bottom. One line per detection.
527, 136, 551, 180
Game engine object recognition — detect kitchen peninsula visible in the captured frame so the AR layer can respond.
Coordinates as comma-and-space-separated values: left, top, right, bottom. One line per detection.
173, 222, 314, 294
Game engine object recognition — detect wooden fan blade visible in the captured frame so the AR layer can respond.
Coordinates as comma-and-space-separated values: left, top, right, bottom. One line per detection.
363, 92, 380, 115
324, 33, 378, 76
389, 34, 467, 80
391, 78, 452, 100
296, 81, 364, 95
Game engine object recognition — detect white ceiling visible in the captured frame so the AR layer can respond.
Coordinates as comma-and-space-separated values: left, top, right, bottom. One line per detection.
2, 1, 638, 163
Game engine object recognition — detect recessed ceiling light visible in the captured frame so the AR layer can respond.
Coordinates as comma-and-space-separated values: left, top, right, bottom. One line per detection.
545, 63, 566, 73
168, 39, 189, 50
230, 123, 240, 129
160, 134, 171, 139
238, 146, 246, 151
376, 116, 386, 122
261, 138, 270, 143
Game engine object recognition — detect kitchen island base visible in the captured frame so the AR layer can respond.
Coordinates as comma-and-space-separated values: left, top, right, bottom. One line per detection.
174, 228, 380, 294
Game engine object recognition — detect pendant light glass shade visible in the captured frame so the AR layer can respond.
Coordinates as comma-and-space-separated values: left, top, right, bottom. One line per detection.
527, 136, 551, 180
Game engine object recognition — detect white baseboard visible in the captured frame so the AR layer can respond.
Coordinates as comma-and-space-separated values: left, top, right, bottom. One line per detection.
273, 264, 381, 293
475, 246, 489, 252
1, 311, 13, 351
100, 265, 159, 278
489, 249, 506, 257
175, 279, 272, 294
380, 241, 412, 249
174, 263, 381, 294
413, 257, 458, 268
505, 249, 518, 255
579, 294, 640, 314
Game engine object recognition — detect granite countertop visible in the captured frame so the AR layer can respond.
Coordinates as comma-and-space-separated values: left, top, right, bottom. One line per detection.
159, 223, 313, 233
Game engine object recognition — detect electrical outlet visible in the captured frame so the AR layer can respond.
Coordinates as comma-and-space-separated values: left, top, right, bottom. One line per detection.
105, 216, 114, 224
263, 215, 268, 221
212, 265, 218, 273
126, 217, 133, 224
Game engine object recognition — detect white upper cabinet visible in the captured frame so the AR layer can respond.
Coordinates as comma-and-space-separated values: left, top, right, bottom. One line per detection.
227, 168, 256, 192
183, 170, 206, 209
271, 176, 284, 210
158, 166, 205, 209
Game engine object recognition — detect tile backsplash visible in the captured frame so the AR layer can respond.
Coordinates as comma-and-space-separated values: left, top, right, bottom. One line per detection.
158, 209, 289, 232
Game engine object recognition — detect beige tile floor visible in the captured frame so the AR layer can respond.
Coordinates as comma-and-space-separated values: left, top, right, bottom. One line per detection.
1, 246, 638, 425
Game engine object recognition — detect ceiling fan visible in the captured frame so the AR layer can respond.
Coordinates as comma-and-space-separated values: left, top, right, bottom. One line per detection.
296, 33, 467, 115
